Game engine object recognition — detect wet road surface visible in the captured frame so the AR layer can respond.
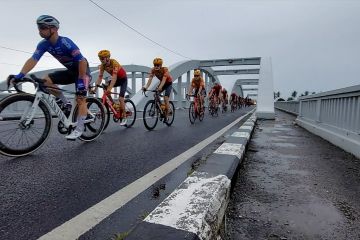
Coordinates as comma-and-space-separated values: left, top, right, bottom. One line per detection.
225, 110, 360, 240
0, 107, 254, 240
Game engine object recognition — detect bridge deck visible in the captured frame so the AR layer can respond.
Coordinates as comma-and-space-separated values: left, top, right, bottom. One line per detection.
226, 110, 360, 239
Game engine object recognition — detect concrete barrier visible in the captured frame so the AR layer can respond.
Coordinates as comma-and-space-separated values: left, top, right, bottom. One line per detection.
126, 112, 257, 240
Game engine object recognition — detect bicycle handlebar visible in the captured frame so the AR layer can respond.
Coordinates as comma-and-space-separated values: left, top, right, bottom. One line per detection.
142, 89, 164, 98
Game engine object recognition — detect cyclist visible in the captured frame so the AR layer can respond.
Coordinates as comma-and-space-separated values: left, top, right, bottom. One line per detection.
230, 92, 238, 108
92, 50, 128, 125
142, 57, 173, 121
208, 82, 222, 107
187, 69, 205, 112
7, 15, 91, 140
221, 88, 228, 105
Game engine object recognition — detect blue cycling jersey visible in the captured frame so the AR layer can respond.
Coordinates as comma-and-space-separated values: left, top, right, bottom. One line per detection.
32, 36, 85, 71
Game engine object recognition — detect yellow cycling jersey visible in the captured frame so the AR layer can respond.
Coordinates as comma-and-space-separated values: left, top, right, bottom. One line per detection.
99, 59, 126, 78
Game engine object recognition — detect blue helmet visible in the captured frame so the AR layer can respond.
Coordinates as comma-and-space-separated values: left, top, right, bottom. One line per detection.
36, 15, 60, 29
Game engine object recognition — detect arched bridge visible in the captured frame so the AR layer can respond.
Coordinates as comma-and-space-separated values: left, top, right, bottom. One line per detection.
0, 57, 275, 119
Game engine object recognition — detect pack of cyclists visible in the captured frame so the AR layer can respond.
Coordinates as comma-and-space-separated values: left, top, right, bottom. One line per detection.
5, 14, 253, 142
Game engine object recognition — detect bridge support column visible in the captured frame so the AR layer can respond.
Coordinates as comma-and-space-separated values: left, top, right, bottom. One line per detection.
205, 73, 209, 106
142, 72, 146, 88
132, 72, 136, 97
256, 57, 275, 119
176, 76, 183, 109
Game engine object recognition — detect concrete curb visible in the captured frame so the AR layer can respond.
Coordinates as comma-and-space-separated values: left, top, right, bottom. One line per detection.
126, 112, 257, 240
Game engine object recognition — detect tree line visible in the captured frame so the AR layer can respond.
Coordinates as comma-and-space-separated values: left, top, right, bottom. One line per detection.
273, 90, 317, 101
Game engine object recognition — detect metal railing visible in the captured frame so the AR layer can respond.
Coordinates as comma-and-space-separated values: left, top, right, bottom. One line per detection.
295, 85, 360, 158
274, 101, 299, 115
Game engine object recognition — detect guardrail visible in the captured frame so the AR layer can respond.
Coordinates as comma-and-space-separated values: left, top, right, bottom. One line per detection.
274, 101, 299, 115
295, 85, 360, 158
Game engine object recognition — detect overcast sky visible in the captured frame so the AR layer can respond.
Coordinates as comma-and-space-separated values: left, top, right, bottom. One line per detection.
0, 0, 359, 98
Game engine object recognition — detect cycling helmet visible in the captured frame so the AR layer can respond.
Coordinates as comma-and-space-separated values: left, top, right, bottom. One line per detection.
36, 15, 60, 29
98, 50, 111, 58
153, 57, 163, 66
194, 69, 201, 76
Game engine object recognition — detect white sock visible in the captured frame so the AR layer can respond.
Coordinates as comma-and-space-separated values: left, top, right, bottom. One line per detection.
59, 93, 68, 104
76, 115, 86, 132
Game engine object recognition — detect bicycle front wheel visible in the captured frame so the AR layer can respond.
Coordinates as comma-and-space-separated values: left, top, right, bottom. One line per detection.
124, 99, 136, 128
73, 97, 105, 142
165, 101, 175, 126
0, 94, 52, 157
143, 100, 158, 130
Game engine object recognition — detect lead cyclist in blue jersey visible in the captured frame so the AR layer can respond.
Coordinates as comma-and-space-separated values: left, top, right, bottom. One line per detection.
8, 15, 91, 140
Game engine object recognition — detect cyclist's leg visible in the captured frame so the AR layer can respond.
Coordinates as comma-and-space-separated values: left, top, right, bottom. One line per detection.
162, 83, 172, 119
117, 77, 128, 125
66, 67, 91, 139
46, 70, 75, 104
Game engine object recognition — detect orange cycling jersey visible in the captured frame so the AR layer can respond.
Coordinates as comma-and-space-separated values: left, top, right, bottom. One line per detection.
99, 59, 127, 79
191, 77, 205, 89
149, 67, 172, 83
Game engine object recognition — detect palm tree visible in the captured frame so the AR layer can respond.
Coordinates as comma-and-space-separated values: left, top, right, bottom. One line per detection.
304, 91, 309, 96
291, 90, 297, 99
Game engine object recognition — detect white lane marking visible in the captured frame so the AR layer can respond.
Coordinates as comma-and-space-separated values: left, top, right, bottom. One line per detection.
38, 109, 255, 240
214, 143, 245, 159
145, 172, 230, 240
239, 125, 252, 130
231, 131, 250, 139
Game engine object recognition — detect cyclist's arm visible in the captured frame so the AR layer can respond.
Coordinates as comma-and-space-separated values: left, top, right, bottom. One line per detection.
78, 59, 88, 79
144, 75, 153, 89
188, 85, 193, 95
108, 65, 119, 91
19, 58, 38, 76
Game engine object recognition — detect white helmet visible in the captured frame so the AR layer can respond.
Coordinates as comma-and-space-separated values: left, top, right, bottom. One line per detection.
36, 15, 60, 29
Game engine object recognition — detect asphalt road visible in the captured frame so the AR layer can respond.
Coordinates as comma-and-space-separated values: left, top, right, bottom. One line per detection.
0, 106, 254, 240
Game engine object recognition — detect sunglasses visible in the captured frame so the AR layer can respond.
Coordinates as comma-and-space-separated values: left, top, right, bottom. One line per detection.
194, 75, 200, 77
100, 57, 108, 61
37, 24, 50, 30
154, 64, 161, 67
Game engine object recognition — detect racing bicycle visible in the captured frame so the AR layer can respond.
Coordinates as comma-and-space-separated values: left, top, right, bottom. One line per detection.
0, 75, 105, 157
142, 90, 175, 130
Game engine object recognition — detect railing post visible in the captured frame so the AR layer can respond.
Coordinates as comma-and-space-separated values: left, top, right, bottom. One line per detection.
298, 100, 303, 117
316, 99, 322, 122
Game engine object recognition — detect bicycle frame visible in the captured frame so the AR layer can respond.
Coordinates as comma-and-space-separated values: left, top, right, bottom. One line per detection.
101, 93, 121, 117
22, 90, 77, 129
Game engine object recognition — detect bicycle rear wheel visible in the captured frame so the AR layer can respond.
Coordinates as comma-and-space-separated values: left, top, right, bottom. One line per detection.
73, 97, 105, 141
189, 102, 196, 124
124, 99, 136, 128
143, 100, 158, 130
165, 101, 175, 126
0, 94, 52, 157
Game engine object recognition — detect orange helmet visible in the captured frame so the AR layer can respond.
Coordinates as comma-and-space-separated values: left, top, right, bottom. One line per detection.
98, 50, 110, 58
194, 69, 201, 76
153, 57, 163, 66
